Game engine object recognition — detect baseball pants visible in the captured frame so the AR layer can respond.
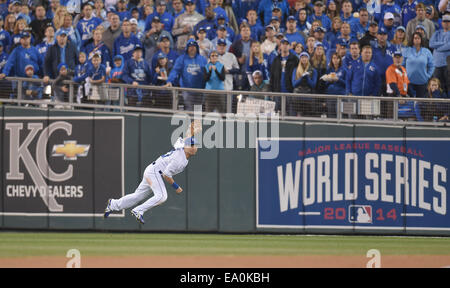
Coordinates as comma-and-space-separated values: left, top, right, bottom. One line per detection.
109, 164, 168, 215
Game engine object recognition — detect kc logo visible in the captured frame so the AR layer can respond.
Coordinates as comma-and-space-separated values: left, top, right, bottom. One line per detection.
5, 121, 89, 212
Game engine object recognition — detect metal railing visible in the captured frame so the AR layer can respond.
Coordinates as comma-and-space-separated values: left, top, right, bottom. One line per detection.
1, 76, 450, 127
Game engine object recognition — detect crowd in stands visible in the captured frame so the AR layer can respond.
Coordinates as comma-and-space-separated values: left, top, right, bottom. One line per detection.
0, 0, 449, 120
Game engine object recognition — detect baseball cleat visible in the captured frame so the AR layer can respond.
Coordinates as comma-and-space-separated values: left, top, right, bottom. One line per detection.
104, 199, 112, 218
131, 210, 145, 224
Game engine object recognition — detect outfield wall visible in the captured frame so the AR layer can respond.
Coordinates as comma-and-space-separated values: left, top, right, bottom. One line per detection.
1, 106, 449, 236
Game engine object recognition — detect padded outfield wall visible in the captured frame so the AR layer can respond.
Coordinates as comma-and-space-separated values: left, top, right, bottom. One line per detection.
0, 106, 449, 236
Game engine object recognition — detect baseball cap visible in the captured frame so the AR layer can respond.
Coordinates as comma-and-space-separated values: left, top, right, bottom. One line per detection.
276, 32, 284, 38
217, 38, 227, 46
57, 63, 68, 71
197, 27, 206, 33
444, 14, 450, 22
185, 0, 195, 4
157, 52, 167, 59
55, 28, 68, 37
217, 14, 226, 20
299, 51, 310, 59
272, 6, 281, 11
369, 20, 379, 26
384, 12, 394, 20
217, 24, 227, 30
156, 0, 167, 5
314, 42, 324, 49
252, 70, 262, 77
25, 64, 34, 72
415, 24, 426, 31
393, 50, 403, 57
337, 38, 348, 47
20, 31, 31, 38
130, 18, 138, 25
426, 6, 433, 14
265, 25, 275, 31
152, 15, 161, 22
133, 45, 143, 51
314, 1, 324, 6
314, 26, 326, 33
396, 26, 406, 32
287, 15, 296, 22
280, 37, 290, 44
270, 16, 280, 22
159, 34, 170, 41
378, 27, 388, 34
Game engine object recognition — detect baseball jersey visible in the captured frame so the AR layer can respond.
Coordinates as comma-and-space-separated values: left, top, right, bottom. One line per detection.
153, 138, 189, 177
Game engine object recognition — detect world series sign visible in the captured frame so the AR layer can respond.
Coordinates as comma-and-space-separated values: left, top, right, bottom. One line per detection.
1, 116, 124, 217
256, 138, 450, 232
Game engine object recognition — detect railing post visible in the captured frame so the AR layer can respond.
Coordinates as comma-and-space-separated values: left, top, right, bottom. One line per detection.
68, 82, 74, 107
172, 88, 178, 111
281, 95, 286, 118
120, 85, 125, 112
227, 91, 232, 114
17, 79, 22, 106
337, 96, 342, 120
393, 99, 398, 122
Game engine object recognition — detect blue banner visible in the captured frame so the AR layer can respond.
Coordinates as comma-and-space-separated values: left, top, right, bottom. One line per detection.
257, 138, 450, 232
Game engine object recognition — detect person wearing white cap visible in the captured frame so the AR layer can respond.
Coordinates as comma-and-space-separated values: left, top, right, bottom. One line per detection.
380, 12, 396, 41
429, 13, 450, 95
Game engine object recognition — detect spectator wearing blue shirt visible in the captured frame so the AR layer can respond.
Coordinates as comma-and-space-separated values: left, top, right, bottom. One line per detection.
233, 0, 260, 24
122, 46, 153, 106
379, 12, 396, 41
23, 65, 43, 101
171, 0, 185, 18
0, 42, 8, 73
77, 2, 103, 48
113, 18, 143, 60
371, 27, 397, 94
380, 0, 402, 26
351, 8, 370, 40
116, 0, 132, 21
403, 32, 435, 97
145, 0, 175, 33
0, 16, 11, 52
246, 40, 270, 86
194, 5, 217, 40
340, 0, 358, 25
204, 50, 226, 112
297, 8, 311, 36
243, 9, 264, 42
429, 14, 450, 96
150, 34, 179, 70
0, 31, 42, 80
285, 15, 307, 47
165, 39, 208, 110
342, 40, 361, 71
258, 0, 289, 26
86, 53, 107, 104
214, 14, 236, 42
402, 0, 417, 28
324, 52, 347, 117
346, 45, 381, 96
83, 27, 112, 67
390, 25, 408, 53
308, 1, 332, 32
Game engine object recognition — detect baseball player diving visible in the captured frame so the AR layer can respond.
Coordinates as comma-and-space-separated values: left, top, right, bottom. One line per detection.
104, 121, 201, 224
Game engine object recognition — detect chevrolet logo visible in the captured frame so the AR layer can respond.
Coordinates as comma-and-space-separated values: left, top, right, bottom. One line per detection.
52, 141, 90, 160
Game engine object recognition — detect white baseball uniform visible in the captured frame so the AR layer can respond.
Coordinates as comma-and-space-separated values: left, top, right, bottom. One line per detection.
109, 137, 189, 216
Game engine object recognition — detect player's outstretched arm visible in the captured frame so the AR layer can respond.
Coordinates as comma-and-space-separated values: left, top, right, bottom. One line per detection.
162, 174, 183, 194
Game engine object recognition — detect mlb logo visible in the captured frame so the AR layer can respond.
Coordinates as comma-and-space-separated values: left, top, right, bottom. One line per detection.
348, 205, 372, 224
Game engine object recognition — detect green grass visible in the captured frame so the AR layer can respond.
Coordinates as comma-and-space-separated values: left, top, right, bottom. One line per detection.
0, 232, 450, 258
